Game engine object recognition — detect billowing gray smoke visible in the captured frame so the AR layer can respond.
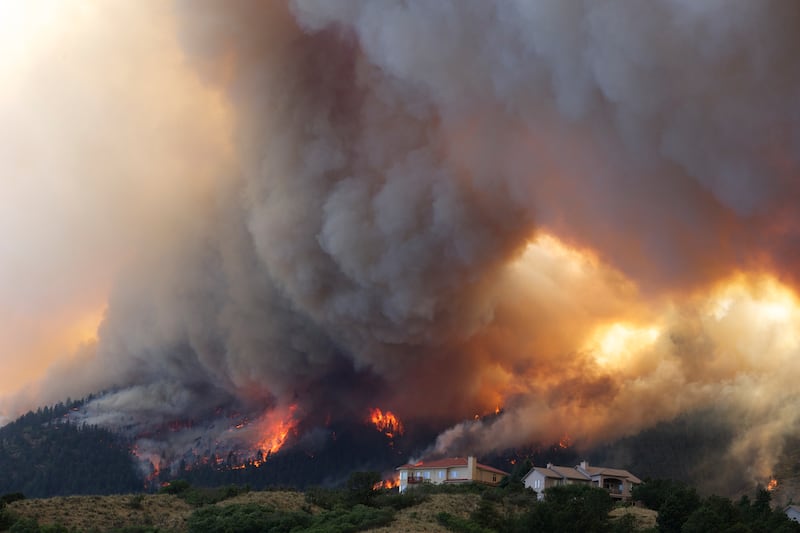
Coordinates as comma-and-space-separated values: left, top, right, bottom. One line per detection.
29, 0, 800, 485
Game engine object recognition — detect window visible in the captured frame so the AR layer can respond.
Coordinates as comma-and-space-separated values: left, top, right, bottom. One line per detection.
492, 474, 497, 482
424, 471, 431, 479
438, 470, 445, 479
400, 471, 406, 480
450, 470, 458, 479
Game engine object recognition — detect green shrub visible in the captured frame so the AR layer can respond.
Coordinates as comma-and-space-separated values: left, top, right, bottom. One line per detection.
159, 481, 249, 506
0, 506, 18, 531
0, 493, 25, 506
108, 526, 161, 533
187, 504, 310, 533
305, 487, 347, 510
345, 472, 381, 506
470, 499, 506, 531
126, 494, 144, 510
9, 518, 40, 533
188, 503, 393, 533
610, 513, 638, 533
303, 505, 394, 533
158, 479, 190, 496
436, 512, 494, 533
372, 490, 428, 510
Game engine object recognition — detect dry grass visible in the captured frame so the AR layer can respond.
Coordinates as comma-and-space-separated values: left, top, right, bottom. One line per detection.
218, 489, 314, 512
9, 493, 193, 531
369, 493, 481, 533
8, 491, 480, 533
7, 490, 650, 532
610, 505, 658, 530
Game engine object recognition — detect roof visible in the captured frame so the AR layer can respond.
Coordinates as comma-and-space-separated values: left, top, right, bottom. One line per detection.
550, 465, 590, 481
478, 463, 511, 476
522, 461, 642, 485
522, 467, 562, 481
397, 457, 468, 470
396, 456, 509, 476
580, 466, 642, 484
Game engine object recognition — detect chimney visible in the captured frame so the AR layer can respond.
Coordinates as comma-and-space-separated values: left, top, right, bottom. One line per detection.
546, 462, 553, 469
580, 460, 589, 471
467, 456, 477, 480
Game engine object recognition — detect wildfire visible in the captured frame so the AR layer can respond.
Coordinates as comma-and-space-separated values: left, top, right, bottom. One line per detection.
131, 445, 163, 486
254, 404, 299, 456
373, 475, 400, 490
767, 478, 778, 491
558, 434, 572, 449
369, 408, 404, 439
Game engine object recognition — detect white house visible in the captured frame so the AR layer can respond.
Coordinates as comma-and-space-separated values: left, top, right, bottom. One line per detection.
522, 460, 641, 501
395, 456, 509, 493
785, 505, 800, 523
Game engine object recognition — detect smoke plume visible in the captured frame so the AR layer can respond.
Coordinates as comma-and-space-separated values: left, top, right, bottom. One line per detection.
5, 0, 800, 487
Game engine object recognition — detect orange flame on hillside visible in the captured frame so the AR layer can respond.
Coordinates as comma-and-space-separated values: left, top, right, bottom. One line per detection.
374, 474, 400, 490
254, 404, 299, 456
767, 478, 778, 491
131, 445, 163, 486
369, 408, 404, 439
558, 434, 572, 449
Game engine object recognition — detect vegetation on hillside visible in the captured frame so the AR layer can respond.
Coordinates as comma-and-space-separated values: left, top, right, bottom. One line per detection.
0, 399, 141, 497
6, 471, 800, 533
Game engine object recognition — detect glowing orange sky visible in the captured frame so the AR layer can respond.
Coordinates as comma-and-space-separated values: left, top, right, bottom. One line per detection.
0, 1, 234, 414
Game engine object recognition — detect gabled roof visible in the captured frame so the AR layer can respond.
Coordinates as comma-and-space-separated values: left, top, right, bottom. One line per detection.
580, 466, 642, 484
522, 467, 562, 481
550, 465, 590, 481
478, 463, 511, 475
397, 457, 468, 470
522, 461, 641, 485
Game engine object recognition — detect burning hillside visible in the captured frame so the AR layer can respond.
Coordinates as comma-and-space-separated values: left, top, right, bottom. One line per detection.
3, 0, 800, 492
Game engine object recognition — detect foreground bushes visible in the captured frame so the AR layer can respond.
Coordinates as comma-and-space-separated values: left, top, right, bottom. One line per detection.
159, 480, 250, 506
187, 503, 393, 533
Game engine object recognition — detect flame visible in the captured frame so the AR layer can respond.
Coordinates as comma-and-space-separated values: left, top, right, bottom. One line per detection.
131, 445, 162, 486
254, 404, 299, 455
369, 408, 404, 439
767, 478, 778, 491
558, 434, 572, 449
374, 474, 400, 490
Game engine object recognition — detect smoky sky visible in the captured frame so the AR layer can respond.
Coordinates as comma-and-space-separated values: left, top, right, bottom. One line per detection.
4, 0, 800, 485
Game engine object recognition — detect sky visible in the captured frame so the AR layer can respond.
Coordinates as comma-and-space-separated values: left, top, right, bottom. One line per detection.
2, 0, 800, 491
0, 0, 233, 416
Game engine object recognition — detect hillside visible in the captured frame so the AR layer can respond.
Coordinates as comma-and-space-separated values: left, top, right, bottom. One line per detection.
0, 400, 141, 497
2, 488, 658, 533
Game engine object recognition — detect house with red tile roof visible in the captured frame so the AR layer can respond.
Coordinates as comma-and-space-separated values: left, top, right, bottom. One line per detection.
522, 460, 641, 501
395, 456, 509, 493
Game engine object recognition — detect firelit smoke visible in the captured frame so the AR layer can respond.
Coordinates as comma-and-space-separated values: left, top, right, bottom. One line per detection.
28, 0, 800, 486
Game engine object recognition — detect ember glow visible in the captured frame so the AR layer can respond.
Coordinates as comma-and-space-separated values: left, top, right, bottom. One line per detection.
374, 474, 400, 491
767, 478, 778, 492
369, 408, 404, 440
253, 405, 299, 456
4, 0, 800, 492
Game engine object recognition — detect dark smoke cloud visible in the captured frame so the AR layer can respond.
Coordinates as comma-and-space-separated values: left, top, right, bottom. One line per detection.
10, 0, 800, 485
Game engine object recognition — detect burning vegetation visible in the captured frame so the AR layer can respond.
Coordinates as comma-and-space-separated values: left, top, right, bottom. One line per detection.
253, 404, 299, 458
368, 408, 404, 440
